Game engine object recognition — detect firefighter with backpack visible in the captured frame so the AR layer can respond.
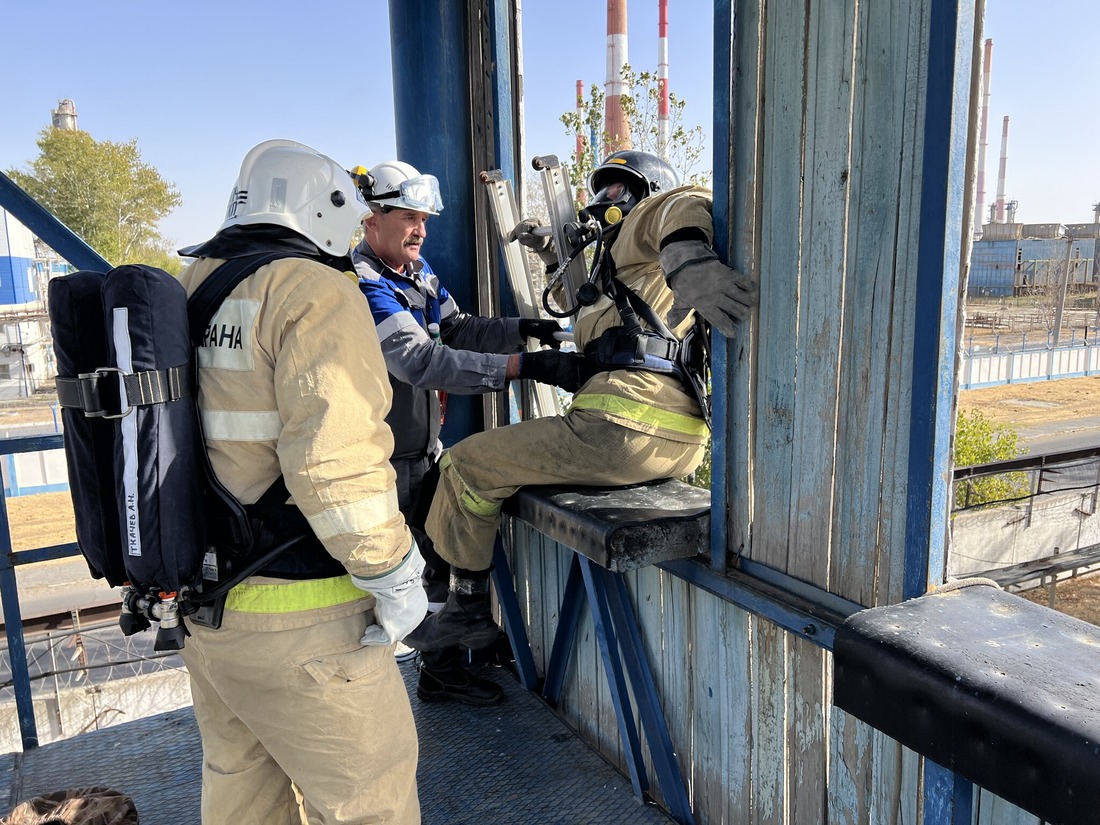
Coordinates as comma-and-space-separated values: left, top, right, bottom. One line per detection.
405, 150, 757, 653
174, 140, 424, 824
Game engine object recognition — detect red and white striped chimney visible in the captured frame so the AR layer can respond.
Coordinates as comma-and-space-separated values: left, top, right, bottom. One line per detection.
975, 39, 992, 229
604, 0, 631, 154
576, 79, 587, 204
657, 0, 670, 160
995, 116, 1010, 223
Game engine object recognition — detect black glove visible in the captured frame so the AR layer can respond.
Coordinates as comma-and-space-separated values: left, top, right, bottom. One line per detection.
509, 218, 559, 269
518, 350, 583, 392
519, 318, 565, 349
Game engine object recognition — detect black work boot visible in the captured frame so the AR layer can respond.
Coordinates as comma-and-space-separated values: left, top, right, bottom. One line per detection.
416, 648, 504, 706
404, 568, 500, 651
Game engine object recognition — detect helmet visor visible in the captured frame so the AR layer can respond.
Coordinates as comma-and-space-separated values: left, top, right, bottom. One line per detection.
396, 174, 444, 214
591, 181, 628, 204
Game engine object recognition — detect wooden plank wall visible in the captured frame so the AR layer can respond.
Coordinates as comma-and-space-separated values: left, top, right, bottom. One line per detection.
507, 0, 1044, 821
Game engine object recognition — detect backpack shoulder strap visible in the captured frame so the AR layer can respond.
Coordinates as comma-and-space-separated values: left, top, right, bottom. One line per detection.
186, 251, 299, 562
187, 252, 297, 344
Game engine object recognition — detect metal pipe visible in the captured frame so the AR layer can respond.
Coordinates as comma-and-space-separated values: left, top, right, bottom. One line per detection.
1053, 231, 1075, 346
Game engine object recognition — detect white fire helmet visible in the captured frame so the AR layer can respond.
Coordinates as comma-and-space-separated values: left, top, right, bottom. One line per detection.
363, 160, 443, 216
220, 139, 369, 252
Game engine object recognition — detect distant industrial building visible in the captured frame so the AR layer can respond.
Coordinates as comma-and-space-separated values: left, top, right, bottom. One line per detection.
969, 39, 1099, 299
0, 209, 58, 399
968, 217, 1100, 298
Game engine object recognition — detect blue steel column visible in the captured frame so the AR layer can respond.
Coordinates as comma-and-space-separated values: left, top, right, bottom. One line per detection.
909, 0, 976, 821
389, 0, 479, 444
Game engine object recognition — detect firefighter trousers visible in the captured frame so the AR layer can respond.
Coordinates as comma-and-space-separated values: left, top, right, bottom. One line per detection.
181, 602, 420, 824
425, 408, 706, 571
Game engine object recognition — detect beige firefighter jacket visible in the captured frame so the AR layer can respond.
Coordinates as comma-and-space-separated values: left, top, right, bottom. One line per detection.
566, 183, 713, 444
178, 256, 411, 582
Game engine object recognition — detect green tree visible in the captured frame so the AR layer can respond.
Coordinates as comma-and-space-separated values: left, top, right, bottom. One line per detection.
953, 409, 1029, 509
7, 128, 181, 266
560, 64, 709, 193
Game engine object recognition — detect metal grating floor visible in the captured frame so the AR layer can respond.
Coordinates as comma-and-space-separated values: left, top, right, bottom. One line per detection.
1, 659, 675, 825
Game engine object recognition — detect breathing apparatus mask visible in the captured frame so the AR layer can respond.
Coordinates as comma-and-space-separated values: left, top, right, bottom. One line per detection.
585, 180, 638, 228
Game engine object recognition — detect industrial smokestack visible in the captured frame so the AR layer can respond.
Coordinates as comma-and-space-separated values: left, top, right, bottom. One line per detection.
604, 0, 631, 154
975, 39, 992, 230
657, 0, 670, 160
995, 115, 1010, 223
576, 80, 587, 204
51, 99, 78, 131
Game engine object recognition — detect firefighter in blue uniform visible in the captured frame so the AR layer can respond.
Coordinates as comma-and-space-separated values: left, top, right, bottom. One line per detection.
350, 160, 569, 705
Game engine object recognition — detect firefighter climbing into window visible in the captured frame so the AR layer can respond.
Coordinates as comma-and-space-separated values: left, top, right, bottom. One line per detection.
404, 149, 757, 652
349, 160, 569, 705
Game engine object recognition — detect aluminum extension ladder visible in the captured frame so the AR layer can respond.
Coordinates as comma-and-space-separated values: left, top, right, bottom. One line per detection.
480, 162, 579, 420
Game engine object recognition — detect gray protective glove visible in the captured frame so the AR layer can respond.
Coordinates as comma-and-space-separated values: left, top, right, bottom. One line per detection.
509, 218, 559, 269
659, 239, 757, 337
352, 542, 428, 646
518, 350, 583, 392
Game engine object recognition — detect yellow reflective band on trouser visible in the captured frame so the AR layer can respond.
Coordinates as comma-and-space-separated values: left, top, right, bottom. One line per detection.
441, 452, 501, 518
225, 575, 365, 614
566, 393, 709, 437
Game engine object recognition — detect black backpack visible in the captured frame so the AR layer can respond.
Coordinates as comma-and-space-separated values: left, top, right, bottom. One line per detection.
48, 252, 314, 649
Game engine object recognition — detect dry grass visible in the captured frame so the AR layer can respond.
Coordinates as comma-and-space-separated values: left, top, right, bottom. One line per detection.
1018, 570, 1100, 627
958, 375, 1100, 429
8, 490, 76, 551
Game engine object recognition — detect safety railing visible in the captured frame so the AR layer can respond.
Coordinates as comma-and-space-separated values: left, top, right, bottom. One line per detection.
0, 433, 82, 750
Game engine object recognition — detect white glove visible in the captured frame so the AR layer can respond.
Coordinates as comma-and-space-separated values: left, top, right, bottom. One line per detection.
509, 218, 559, 268
659, 239, 757, 337
352, 542, 428, 646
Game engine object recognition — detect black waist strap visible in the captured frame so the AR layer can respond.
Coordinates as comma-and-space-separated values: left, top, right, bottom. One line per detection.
237, 477, 345, 581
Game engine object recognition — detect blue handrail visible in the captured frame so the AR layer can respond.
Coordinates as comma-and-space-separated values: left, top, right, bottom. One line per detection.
0, 433, 81, 750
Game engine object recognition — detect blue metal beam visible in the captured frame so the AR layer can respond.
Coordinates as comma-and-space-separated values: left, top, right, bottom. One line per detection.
0, 172, 110, 272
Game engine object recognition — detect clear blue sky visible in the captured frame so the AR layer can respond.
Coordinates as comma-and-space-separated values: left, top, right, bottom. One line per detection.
0, 1, 1094, 250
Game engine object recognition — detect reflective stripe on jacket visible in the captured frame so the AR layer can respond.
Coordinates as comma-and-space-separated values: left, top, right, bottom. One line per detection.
351, 242, 524, 459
